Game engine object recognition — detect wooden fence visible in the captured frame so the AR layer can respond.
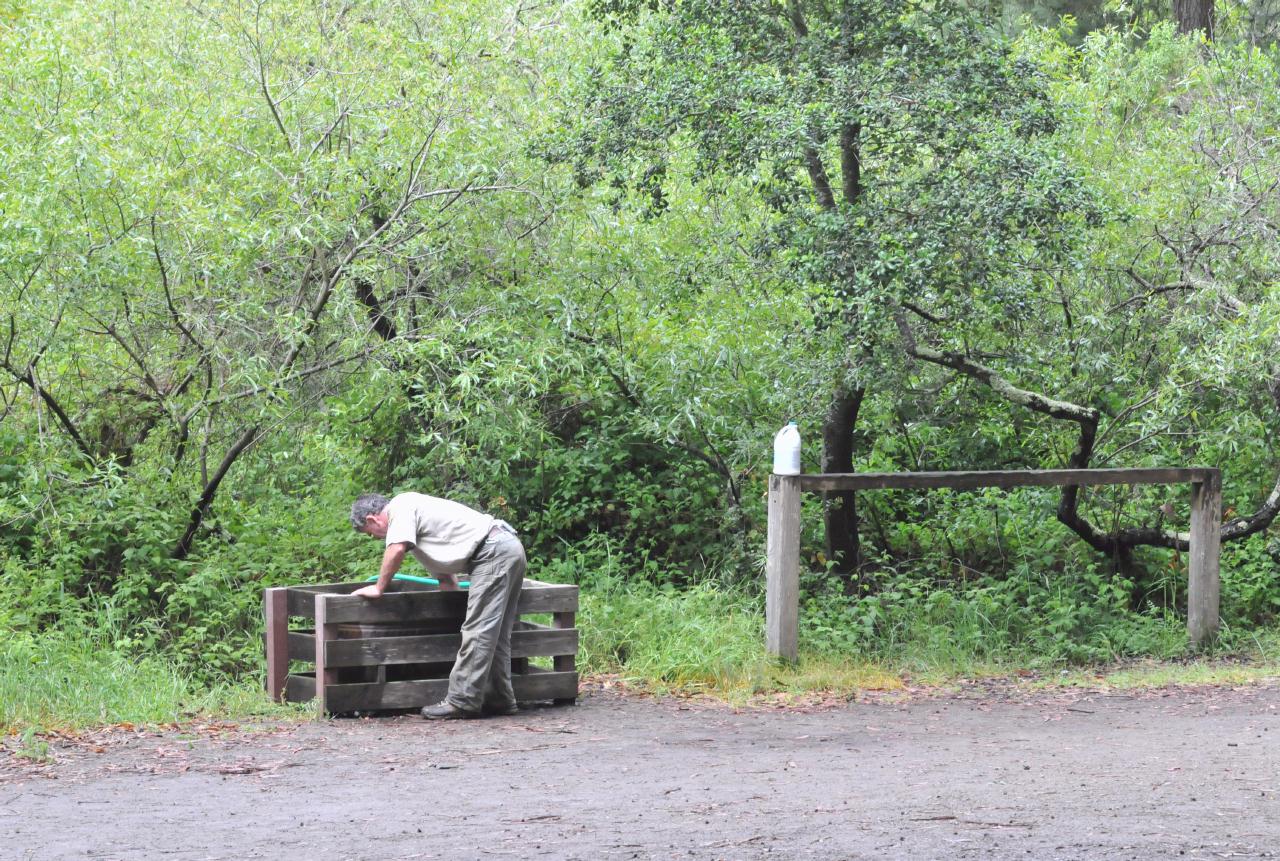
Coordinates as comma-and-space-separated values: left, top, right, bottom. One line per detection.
265, 578, 579, 713
766, 468, 1223, 660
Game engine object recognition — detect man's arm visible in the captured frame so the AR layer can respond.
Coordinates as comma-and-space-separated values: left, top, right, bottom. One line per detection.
351, 542, 410, 598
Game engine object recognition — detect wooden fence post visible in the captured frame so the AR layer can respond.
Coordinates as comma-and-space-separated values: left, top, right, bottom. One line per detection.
766, 474, 802, 662
1187, 470, 1222, 648
553, 610, 577, 705
264, 587, 289, 702
314, 594, 338, 714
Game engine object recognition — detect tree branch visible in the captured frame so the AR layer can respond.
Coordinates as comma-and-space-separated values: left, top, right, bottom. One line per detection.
897, 310, 1115, 553
804, 147, 836, 211
839, 121, 861, 205
4, 361, 96, 463
173, 424, 260, 560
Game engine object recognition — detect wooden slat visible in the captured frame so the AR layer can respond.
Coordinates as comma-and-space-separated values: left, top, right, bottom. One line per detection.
325, 677, 451, 712
286, 582, 407, 617
323, 628, 579, 668
286, 583, 363, 617
264, 588, 289, 702
287, 630, 315, 662
285, 579, 576, 618
322, 670, 579, 713
290, 588, 465, 621
766, 474, 801, 662
286, 580, 438, 616
516, 584, 580, 614
314, 594, 337, 713
315, 583, 579, 624
796, 468, 1213, 493
289, 668, 580, 712
1188, 473, 1223, 648
552, 611, 576, 674
284, 673, 316, 703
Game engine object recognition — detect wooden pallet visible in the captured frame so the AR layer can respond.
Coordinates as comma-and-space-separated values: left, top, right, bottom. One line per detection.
264, 578, 578, 714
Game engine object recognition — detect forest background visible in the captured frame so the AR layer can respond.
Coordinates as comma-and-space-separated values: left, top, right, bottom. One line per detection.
3, 0, 1280, 732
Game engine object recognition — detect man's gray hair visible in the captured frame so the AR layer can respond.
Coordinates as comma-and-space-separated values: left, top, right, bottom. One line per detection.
350, 493, 390, 530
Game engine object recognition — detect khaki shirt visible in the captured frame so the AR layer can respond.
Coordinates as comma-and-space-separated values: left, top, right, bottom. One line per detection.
384, 492, 495, 575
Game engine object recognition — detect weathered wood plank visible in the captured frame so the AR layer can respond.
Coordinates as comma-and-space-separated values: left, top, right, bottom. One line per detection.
323, 670, 580, 713
314, 583, 579, 624
323, 628, 579, 667
287, 630, 315, 663
286, 583, 363, 617
796, 468, 1213, 493
1188, 472, 1223, 648
518, 584, 580, 614
285, 578, 570, 617
284, 673, 316, 703
314, 594, 337, 714
766, 474, 802, 662
264, 588, 289, 703
552, 612, 576, 673
285, 581, 441, 617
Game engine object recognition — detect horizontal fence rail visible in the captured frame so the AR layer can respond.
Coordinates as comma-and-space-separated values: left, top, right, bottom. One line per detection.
794, 468, 1216, 492
766, 469, 1222, 661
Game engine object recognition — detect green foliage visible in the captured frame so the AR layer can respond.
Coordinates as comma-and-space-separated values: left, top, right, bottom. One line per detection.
3, 0, 1280, 734
1219, 536, 1280, 625
802, 565, 1189, 671
0, 625, 298, 734
578, 580, 767, 689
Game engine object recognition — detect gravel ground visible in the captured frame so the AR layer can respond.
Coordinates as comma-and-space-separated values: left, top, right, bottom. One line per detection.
3, 680, 1279, 860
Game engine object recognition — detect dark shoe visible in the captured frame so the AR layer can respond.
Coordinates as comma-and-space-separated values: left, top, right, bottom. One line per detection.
482, 702, 520, 717
420, 701, 480, 721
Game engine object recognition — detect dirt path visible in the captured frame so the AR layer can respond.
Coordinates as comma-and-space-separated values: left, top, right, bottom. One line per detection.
4, 681, 1279, 860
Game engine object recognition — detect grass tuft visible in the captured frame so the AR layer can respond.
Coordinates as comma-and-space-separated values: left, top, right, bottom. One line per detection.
0, 629, 302, 736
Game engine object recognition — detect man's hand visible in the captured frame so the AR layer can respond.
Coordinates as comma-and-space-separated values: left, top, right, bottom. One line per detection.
354, 543, 410, 599
437, 573, 460, 592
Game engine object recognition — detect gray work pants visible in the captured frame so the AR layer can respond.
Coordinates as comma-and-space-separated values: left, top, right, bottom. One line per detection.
446, 534, 526, 712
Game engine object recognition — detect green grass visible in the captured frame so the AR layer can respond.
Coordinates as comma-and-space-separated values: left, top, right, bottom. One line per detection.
0, 628, 305, 736
578, 581, 771, 693
576, 578, 1280, 701
6, 579, 1280, 735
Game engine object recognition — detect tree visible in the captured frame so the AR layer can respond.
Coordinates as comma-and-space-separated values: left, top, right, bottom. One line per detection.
547, 0, 1094, 586
1173, 0, 1214, 35
0, 0, 551, 594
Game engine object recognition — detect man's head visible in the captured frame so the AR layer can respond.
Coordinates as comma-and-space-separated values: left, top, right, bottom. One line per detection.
350, 493, 391, 539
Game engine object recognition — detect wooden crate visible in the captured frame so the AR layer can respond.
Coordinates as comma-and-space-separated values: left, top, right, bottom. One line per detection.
264, 578, 579, 714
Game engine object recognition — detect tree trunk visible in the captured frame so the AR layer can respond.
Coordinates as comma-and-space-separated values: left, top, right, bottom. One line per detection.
822, 384, 864, 586
1173, 0, 1214, 37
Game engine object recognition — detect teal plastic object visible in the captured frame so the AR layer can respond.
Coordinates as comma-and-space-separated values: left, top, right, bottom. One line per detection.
365, 572, 470, 589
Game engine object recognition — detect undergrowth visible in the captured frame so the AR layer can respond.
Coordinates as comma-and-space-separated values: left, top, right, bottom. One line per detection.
0, 625, 304, 736
5, 533, 1280, 734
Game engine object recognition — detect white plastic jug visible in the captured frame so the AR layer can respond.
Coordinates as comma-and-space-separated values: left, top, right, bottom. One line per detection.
772, 421, 801, 475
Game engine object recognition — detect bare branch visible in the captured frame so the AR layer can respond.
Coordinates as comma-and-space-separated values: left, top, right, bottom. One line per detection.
10, 363, 96, 463
896, 310, 1115, 553
307, 107, 349, 160
904, 340, 1098, 425
804, 147, 835, 211
151, 216, 208, 356
1107, 268, 1194, 312
249, 7, 293, 150
173, 424, 260, 560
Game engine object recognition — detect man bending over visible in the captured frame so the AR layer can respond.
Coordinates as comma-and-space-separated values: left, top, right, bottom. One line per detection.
350, 492, 525, 720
